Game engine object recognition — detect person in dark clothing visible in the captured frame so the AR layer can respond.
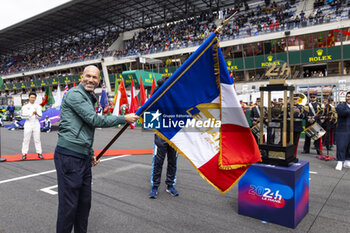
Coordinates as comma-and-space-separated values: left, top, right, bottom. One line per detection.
291, 95, 306, 156
41, 116, 51, 132
303, 94, 323, 155
250, 98, 266, 143
7, 102, 15, 120
149, 78, 179, 199
321, 97, 337, 151
335, 91, 350, 170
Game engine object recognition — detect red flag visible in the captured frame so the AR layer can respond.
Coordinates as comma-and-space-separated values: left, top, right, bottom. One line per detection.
230, 70, 233, 80
139, 76, 147, 106
113, 78, 128, 116
74, 81, 77, 87
150, 75, 156, 97
134, 96, 140, 110
327, 30, 335, 47
129, 80, 137, 129
343, 30, 350, 36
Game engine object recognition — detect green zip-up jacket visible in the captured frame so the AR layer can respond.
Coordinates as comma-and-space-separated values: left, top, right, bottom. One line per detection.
57, 84, 125, 157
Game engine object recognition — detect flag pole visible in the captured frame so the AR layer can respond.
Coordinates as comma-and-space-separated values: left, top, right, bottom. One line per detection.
215, 11, 237, 35
96, 123, 130, 160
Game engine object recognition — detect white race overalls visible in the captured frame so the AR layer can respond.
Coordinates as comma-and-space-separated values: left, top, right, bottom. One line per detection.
21, 103, 42, 154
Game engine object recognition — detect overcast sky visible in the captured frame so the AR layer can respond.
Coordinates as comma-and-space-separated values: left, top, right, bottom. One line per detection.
0, 0, 72, 30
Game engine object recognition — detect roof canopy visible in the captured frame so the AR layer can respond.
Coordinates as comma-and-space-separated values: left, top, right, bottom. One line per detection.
0, 0, 235, 55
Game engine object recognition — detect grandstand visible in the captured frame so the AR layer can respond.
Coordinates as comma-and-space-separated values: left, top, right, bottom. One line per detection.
1, 0, 350, 105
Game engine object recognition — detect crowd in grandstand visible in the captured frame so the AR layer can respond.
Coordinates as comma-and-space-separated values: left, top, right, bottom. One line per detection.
0, 32, 119, 75
1, 0, 350, 77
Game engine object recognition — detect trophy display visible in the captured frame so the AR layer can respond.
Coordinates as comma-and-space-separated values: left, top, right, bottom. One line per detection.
257, 62, 298, 166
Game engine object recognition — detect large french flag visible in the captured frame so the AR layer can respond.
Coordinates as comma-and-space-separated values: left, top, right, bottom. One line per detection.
136, 33, 261, 193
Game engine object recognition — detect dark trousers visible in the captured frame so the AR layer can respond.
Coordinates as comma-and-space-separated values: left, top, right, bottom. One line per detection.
54, 151, 92, 233
331, 127, 336, 145
322, 126, 331, 150
293, 131, 301, 156
303, 134, 321, 153
151, 134, 178, 188
9, 112, 14, 120
335, 132, 350, 161
41, 127, 50, 132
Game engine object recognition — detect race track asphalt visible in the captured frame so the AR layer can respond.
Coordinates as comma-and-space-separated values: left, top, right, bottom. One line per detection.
0, 126, 349, 233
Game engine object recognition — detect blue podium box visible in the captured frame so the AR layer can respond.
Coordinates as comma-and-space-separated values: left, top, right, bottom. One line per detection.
238, 161, 309, 228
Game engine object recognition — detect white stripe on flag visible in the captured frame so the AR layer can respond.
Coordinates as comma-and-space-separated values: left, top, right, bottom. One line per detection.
221, 83, 249, 128
171, 129, 218, 168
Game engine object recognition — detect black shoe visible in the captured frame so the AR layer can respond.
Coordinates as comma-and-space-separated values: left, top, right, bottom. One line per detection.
316, 150, 321, 155
38, 154, 44, 159
21, 154, 27, 161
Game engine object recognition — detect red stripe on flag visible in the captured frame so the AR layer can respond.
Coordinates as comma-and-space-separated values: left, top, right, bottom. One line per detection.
198, 152, 249, 192
221, 124, 261, 166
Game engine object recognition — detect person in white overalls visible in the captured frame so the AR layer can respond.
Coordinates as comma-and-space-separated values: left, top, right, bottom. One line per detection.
21, 92, 44, 160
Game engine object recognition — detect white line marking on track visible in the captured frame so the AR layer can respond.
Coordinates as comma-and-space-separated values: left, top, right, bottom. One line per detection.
40, 162, 151, 195
40, 185, 58, 195
309, 171, 318, 174
0, 154, 133, 185
0, 170, 56, 184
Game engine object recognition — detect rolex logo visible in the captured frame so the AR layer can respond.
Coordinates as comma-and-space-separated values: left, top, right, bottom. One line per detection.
227, 61, 232, 66
267, 56, 273, 62
316, 49, 323, 56
149, 74, 152, 78
165, 68, 168, 73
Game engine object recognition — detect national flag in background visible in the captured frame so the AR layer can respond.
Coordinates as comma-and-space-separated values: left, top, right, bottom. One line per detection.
62, 83, 69, 100
136, 33, 261, 193
113, 78, 128, 116
100, 81, 108, 109
150, 74, 156, 97
129, 80, 137, 129
74, 81, 77, 87
40, 86, 55, 106
114, 76, 119, 106
327, 30, 335, 47
139, 75, 147, 106
53, 83, 62, 109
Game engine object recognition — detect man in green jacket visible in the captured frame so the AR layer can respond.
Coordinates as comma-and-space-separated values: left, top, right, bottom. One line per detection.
54, 65, 138, 233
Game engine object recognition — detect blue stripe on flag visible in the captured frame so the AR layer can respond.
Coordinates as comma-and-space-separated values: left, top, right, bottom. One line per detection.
136, 33, 220, 140
218, 48, 233, 85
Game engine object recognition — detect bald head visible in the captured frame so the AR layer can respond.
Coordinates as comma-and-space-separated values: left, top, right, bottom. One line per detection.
81, 65, 100, 92
83, 65, 100, 76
